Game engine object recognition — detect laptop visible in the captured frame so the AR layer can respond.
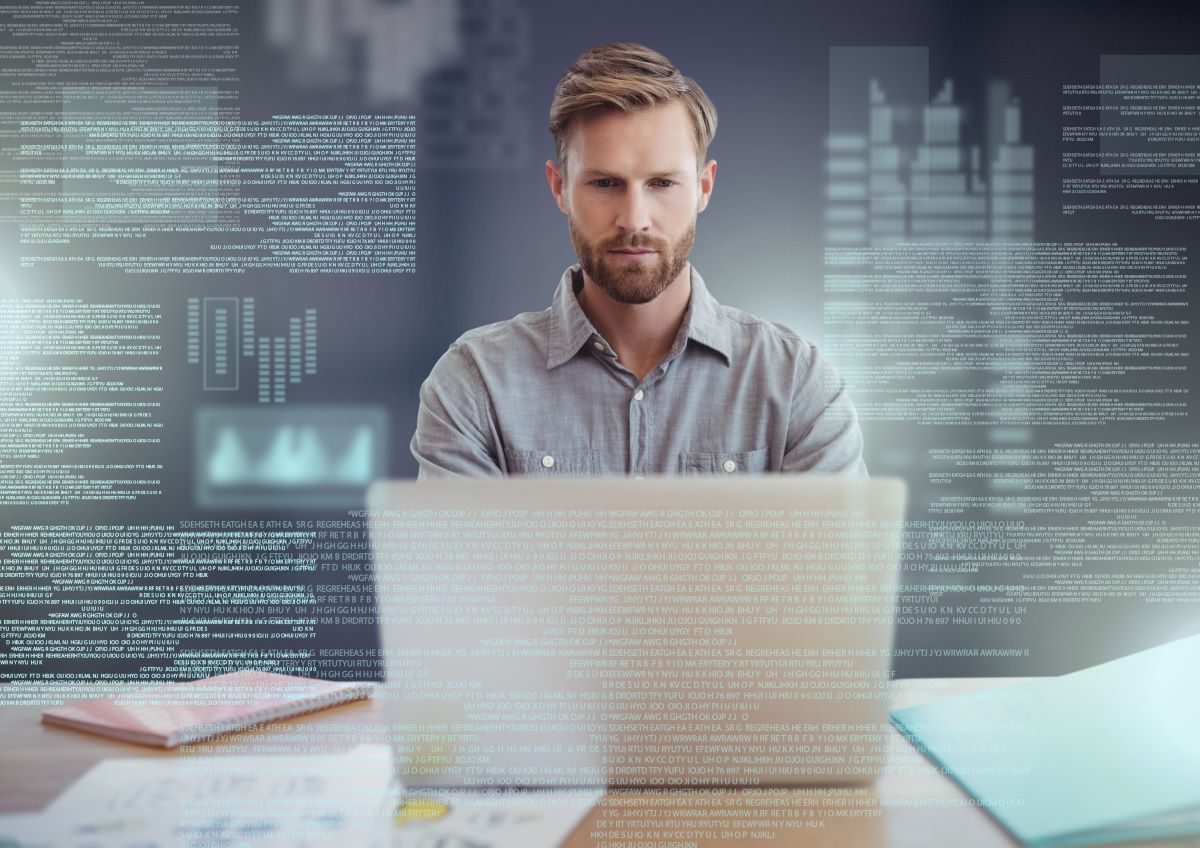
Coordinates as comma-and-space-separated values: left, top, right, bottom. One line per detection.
367, 475, 906, 788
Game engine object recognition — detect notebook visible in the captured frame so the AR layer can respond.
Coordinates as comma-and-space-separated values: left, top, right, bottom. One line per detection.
891, 633, 1200, 847
41, 669, 373, 748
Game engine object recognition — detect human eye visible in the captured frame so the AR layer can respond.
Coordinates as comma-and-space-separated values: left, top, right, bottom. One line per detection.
590, 178, 617, 189
651, 178, 675, 189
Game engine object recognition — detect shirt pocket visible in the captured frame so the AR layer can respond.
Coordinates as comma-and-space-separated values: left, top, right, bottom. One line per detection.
503, 447, 599, 475
680, 447, 770, 475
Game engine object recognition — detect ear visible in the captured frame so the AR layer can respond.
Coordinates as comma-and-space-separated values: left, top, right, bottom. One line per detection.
697, 159, 717, 213
546, 159, 569, 215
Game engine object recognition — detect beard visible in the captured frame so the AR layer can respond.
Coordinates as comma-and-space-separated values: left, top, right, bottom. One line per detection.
569, 216, 695, 305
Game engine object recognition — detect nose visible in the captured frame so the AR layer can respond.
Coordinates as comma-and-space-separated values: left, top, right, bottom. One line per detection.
614, 185, 652, 233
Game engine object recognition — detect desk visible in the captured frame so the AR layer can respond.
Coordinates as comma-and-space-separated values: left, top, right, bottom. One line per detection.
0, 678, 1053, 847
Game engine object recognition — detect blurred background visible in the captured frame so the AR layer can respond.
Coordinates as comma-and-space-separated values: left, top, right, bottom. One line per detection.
2, 0, 1198, 686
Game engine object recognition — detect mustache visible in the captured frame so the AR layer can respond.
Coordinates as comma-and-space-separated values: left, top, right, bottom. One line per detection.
603, 234, 666, 251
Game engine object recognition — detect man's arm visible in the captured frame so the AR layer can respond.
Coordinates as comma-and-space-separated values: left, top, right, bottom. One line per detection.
410, 344, 504, 479
781, 343, 868, 476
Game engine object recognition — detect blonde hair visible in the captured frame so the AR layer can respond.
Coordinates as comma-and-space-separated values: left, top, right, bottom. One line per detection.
549, 42, 717, 172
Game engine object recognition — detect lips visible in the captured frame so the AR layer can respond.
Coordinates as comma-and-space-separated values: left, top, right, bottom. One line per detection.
609, 249, 658, 264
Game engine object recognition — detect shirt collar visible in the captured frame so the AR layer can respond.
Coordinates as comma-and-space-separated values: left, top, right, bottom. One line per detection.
545, 264, 734, 370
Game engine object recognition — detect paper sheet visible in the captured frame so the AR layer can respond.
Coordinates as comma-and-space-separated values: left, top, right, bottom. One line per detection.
26, 744, 396, 848
4, 750, 600, 848
391, 787, 601, 848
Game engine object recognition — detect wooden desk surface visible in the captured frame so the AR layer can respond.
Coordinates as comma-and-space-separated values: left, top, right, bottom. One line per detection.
0, 678, 1039, 847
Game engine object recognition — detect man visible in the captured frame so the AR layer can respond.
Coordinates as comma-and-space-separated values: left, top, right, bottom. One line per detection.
411, 42, 865, 478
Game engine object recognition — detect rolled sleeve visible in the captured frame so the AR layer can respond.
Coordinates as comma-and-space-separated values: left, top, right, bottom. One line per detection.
410, 344, 503, 479
782, 343, 868, 476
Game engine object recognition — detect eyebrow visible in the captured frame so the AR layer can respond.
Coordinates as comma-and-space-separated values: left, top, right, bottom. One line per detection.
580, 169, 688, 180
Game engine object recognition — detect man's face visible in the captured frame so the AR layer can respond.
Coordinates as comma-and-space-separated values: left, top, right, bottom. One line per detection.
547, 100, 716, 305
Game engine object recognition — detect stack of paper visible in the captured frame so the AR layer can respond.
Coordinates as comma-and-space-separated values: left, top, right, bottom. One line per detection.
41, 670, 374, 748
891, 633, 1200, 847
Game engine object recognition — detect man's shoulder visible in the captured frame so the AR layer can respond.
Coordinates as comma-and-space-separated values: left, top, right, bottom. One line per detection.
711, 300, 819, 367
436, 308, 553, 371
421, 309, 552, 405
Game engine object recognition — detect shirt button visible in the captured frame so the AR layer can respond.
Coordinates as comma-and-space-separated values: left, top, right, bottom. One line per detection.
723, 459, 737, 473
592, 341, 605, 351
633, 389, 644, 401
541, 454, 555, 469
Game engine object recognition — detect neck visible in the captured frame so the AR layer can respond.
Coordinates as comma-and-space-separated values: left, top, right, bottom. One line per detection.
576, 263, 692, 382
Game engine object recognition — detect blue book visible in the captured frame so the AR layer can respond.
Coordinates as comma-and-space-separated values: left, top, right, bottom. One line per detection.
891, 634, 1200, 847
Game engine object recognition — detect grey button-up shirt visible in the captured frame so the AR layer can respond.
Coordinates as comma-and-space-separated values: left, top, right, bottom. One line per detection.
411, 265, 866, 478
